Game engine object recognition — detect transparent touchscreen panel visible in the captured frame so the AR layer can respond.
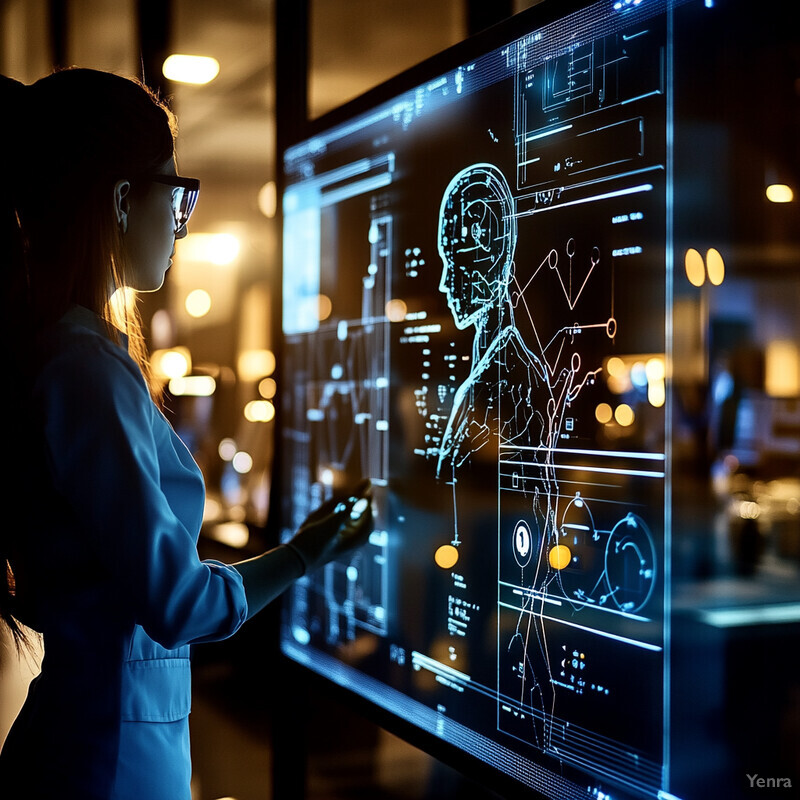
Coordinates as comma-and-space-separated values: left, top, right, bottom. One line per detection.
280, 2, 675, 798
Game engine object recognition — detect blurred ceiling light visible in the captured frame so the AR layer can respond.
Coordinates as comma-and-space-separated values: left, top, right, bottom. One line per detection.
244, 399, 275, 423
595, 402, 613, 424
180, 232, 241, 265
238, 349, 276, 381
258, 377, 277, 399
645, 356, 665, 382
614, 403, 635, 427
648, 379, 666, 408
232, 451, 253, 474
738, 500, 760, 520
684, 248, 705, 287
645, 356, 667, 408
162, 54, 220, 85
385, 298, 408, 322
258, 181, 277, 218
218, 438, 237, 461
185, 288, 212, 318
766, 183, 794, 203
152, 347, 191, 380
706, 247, 725, 285
765, 340, 800, 398
606, 356, 626, 377
208, 522, 250, 549
317, 294, 332, 321
169, 375, 216, 397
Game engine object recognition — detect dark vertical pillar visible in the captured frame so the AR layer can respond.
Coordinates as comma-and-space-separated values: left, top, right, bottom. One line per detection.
465, 0, 514, 37
136, 0, 172, 97
274, 0, 309, 157
48, 0, 68, 70
270, 1, 311, 798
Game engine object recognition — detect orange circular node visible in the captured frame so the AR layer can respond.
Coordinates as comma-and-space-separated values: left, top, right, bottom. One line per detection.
435, 544, 459, 569
549, 544, 572, 570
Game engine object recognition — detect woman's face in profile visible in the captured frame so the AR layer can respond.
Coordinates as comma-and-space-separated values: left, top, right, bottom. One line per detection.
122, 159, 187, 293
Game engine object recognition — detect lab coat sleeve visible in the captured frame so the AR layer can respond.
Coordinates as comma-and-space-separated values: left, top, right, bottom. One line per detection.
35, 333, 248, 649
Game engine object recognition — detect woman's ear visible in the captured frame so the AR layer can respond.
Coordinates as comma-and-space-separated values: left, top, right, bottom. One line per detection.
113, 179, 131, 234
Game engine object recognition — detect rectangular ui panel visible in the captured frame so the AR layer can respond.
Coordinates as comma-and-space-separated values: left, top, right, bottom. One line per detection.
280, 1, 674, 797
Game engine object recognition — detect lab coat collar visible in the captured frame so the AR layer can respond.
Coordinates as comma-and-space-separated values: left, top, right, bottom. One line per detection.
60, 305, 130, 350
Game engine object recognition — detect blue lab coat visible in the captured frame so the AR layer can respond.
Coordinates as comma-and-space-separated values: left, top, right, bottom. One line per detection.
0, 306, 248, 799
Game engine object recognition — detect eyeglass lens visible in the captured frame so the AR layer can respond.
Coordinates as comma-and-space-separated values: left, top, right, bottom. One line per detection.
173, 187, 199, 230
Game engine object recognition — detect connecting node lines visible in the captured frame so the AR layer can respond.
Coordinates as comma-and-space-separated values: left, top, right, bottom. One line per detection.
433, 160, 658, 756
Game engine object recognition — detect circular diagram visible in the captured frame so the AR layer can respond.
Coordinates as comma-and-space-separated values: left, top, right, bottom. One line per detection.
554, 493, 604, 609
603, 513, 657, 614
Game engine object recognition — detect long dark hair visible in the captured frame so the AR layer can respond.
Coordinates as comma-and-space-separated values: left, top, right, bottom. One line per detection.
0, 68, 177, 651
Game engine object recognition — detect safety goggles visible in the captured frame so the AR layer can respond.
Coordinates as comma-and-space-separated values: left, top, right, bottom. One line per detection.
151, 174, 200, 232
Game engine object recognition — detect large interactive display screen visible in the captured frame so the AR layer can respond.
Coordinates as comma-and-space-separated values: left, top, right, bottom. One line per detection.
279, 1, 679, 797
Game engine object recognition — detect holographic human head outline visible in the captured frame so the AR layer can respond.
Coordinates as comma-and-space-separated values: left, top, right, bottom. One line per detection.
437, 163, 517, 330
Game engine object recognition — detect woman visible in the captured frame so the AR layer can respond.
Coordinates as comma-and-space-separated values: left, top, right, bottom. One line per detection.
0, 68, 372, 799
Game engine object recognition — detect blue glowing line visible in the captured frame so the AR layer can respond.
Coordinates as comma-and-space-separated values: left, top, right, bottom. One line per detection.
499, 602, 662, 652
321, 173, 393, 206
411, 651, 472, 682
517, 184, 654, 218
499, 459, 665, 479
525, 123, 573, 142
501, 582, 652, 623
500, 444, 666, 461
699, 603, 800, 628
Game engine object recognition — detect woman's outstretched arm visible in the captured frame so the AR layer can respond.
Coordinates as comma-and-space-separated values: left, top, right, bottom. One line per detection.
234, 479, 373, 620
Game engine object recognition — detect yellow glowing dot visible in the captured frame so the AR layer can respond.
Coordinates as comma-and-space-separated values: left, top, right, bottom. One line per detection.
318, 294, 332, 321
258, 377, 277, 399
615, 403, 635, 427
606, 356, 626, 377
549, 544, 572, 570
648, 380, 666, 408
385, 298, 408, 322
435, 544, 459, 569
595, 402, 613, 424
238, 349, 275, 381
765, 340, 800, 398
169, 375, 216, 397
684, 248, 705, 287
706, 247, 725, 286
218, 438, 237, 461
162, 54, 220, 85
244, 399, 275, 423
258, 181, 277, 219
645, 357, 665, 381
766, 183, 793, 203
152, 347, 191, 380
232, 451, 253, 474
185, 288, 212, 318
